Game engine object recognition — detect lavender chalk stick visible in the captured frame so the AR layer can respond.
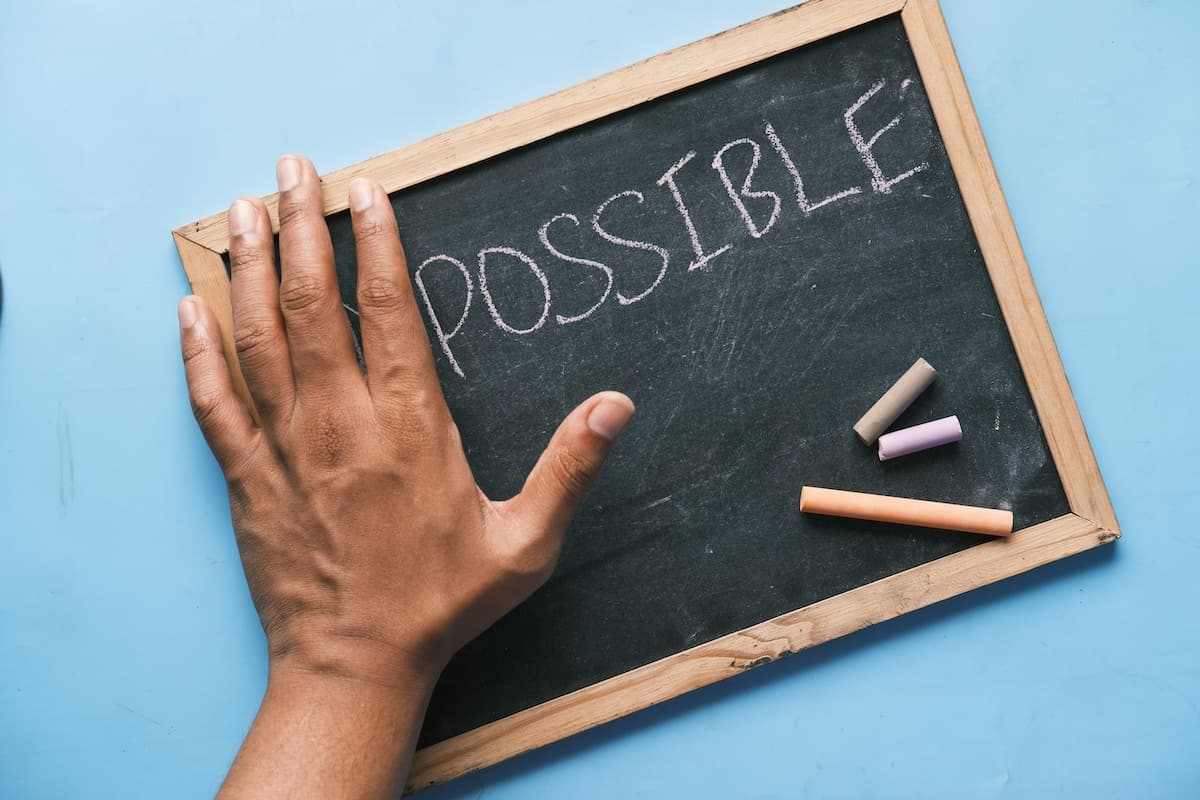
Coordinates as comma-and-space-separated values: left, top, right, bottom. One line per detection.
878, 415, 962, 461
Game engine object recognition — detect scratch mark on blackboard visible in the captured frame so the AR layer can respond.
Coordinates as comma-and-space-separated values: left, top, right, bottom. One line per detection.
644, 494, 674, 510
57, 404, 74, 514
718, 291, 752, 376
793, 293, 865, 386
759, 265, 819, 346
559, 357, 568, 412
635, 402, 684, 491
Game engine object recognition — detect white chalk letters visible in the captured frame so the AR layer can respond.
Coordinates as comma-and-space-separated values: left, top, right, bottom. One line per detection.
712, 138, 781, 238
844, 79, 930, 194
591, 191, 672, 306
413, 254, 474, 378
538, 213, 613, 325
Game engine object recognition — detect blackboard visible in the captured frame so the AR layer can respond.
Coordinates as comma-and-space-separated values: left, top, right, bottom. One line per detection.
175, 0, 1117, 790
331, 12, 1063, 743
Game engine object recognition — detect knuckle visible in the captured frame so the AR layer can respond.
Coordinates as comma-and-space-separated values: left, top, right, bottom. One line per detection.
224, 445, 270, 507
229, 242, 268, 273
548, 445, 594, 501
190, 388, 226, 430
378, 410, 434, 452
181, 332, 213, 365
276, 199, 308, 229
233, 319, 277, 362
279, 274, 328, 314
357, 275, 404, 310
224, 473, 253, 514
223, 461, 256, 500
374, 386, 442, 435
354, 219, 391, 247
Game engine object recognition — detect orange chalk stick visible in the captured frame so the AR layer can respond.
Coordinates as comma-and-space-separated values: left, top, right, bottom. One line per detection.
799, 486, 1013, 537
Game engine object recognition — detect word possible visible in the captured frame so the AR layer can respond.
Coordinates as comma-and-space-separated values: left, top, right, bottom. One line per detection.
411, 78, 929, 378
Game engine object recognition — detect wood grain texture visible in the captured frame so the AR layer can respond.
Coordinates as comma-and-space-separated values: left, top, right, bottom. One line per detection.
901, 0, 1118, 535
169, 0, 1118, 792
407, 512, 1107, 792
171, 0, 904, 252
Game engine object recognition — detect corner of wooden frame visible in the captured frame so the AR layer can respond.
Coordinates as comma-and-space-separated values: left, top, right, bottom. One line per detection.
172, 228, 253, 411
1072, 511, 1120, 545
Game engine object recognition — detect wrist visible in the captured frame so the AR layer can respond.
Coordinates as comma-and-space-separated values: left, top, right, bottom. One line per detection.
266, 631, 446, 699
262, 652, 441, 744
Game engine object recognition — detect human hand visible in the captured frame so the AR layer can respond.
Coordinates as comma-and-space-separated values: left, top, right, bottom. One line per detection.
178, 155, 632, 795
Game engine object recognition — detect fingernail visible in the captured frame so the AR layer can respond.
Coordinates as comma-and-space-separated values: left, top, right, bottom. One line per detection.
229, 199, 255, 237
178, 297, 199, 329
587, 395, 635, 441
276, 156, 301, 192
349, 178, 374, 213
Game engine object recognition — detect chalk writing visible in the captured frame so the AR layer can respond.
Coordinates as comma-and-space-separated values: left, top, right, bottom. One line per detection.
844, 79, 930, 194
764, 122, 861, 215
414, 254, 474, 378
477, 246, 551, 335
539, 213, 613, 325
398, 76, 931, 378
657, 151, 735, 271
711, 138, 781, 239
591, 190, 672, 306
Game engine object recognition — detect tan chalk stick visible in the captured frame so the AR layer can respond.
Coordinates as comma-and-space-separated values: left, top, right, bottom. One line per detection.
799, 486, 1013, 537
853, 358, 938, 445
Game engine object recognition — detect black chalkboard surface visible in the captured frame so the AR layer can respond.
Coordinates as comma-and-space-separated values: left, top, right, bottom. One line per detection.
322, 14, 1067, 745
177, 0, 1116, 788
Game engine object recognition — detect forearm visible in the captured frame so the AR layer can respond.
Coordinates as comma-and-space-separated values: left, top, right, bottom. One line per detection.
218, 663, 438, 800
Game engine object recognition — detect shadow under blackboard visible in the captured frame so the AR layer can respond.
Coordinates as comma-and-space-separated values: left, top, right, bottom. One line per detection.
419, 541, 1118, 798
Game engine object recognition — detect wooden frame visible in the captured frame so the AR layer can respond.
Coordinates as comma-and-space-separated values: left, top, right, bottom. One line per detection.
173, 0, 1119, 791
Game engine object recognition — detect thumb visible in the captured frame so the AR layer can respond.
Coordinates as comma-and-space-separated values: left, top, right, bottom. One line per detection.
507, 391, 635, 539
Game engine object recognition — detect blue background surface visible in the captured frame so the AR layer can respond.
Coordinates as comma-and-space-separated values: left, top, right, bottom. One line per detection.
1, 1, 1197, 797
